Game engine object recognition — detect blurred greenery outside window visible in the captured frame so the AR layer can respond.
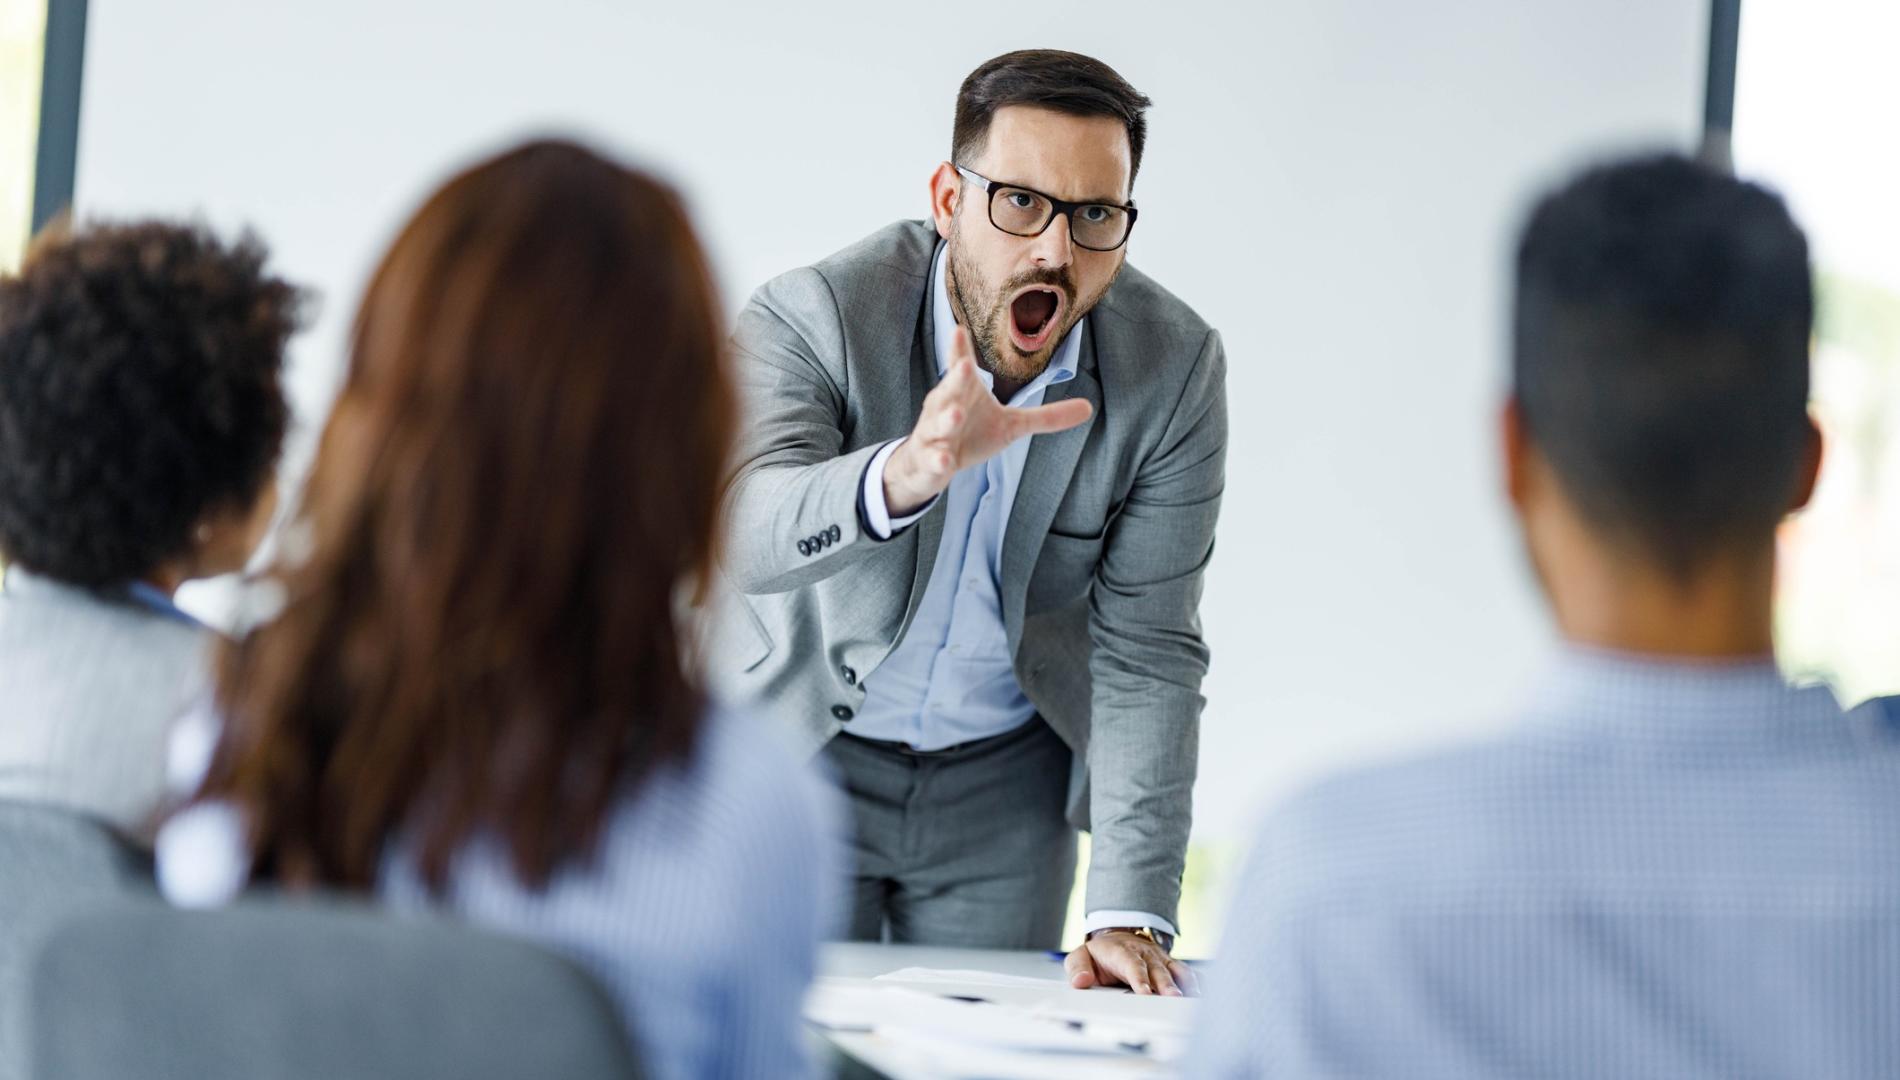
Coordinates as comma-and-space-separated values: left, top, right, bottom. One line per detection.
1779, 272, 1900, 701
1, 0, 47, 584
2, 0, 42, 274
1738, 2, 1900, 701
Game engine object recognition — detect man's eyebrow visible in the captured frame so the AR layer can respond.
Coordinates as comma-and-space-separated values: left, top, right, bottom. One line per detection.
996, 176, 1127, 206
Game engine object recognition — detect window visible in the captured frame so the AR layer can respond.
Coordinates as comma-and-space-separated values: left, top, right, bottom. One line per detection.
0, 0, 44, 272
1735, 1, 1900, 702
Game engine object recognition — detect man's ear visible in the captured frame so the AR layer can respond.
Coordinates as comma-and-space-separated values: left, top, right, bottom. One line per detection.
928, 161, 960, 240
1502, 395, 1531, 513
1788, 412, 1824, 514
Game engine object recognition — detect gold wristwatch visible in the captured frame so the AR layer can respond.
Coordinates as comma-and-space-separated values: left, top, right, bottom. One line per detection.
1087, 925, 1175, 954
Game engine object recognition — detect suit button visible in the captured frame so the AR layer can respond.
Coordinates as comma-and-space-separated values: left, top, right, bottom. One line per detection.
797, 539, 811, 556
820, 532, 832, 549
841, 665, 857, 686
831, 705, 854, 722
828, 524, 842, 542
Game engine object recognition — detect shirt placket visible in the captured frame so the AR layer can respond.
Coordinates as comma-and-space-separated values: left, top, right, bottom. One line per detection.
914, 464, 1001, 746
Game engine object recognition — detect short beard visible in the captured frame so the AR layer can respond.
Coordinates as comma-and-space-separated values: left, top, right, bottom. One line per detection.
946, 220, 1116, 388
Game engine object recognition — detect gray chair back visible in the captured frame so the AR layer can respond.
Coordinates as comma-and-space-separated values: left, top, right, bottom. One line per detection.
21, 896, 645, 1080
0, 800, 151, 1080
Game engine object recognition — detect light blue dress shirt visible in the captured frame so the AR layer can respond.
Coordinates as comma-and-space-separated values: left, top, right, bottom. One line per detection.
852, 241, 1080, 751
158, 704, 844, 1080
1192, 646, 1900, 1078
853, 243, 1170, 940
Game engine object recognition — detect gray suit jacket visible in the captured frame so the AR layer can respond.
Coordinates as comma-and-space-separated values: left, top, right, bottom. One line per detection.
710, 220, 1226, 924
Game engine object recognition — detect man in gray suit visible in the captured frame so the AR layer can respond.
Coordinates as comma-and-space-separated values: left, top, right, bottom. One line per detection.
714, 50, 1225, 996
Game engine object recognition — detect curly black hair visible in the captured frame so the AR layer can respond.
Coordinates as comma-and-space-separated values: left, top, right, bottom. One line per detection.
0, 221, 305, 588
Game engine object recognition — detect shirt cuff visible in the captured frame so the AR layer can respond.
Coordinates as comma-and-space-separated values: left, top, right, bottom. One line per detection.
1082, 910, 1179, 939
860, 438, 935, 540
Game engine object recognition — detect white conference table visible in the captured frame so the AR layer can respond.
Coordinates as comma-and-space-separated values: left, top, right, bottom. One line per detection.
810, 942, 1196, 1080
821, 941, 1066, 981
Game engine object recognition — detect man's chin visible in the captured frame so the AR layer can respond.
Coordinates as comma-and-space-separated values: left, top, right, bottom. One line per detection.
992, 344, 1053, 385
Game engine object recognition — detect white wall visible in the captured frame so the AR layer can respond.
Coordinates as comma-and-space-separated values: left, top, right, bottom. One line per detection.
74, 0, 1708, 848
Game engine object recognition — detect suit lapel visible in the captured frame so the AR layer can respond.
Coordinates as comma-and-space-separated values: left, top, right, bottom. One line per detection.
895, 272, 944, 640
1000, 325, 1101, 654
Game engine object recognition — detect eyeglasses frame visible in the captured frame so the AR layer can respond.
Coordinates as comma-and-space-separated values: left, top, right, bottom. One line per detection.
953, 165, 1139, 252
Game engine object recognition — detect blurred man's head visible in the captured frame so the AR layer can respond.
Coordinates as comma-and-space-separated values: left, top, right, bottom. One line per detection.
928, 50, 1149, 390
1504, 154, 1819, 650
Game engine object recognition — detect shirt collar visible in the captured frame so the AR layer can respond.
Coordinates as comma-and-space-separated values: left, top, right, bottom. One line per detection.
2, 565, 204, 630
1520, 642, 1861, 751
931, 240, 1080, 404
125, 579, 206, 629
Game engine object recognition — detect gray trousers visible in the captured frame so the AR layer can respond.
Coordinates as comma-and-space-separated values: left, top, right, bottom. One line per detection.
821, 718, 1078, 950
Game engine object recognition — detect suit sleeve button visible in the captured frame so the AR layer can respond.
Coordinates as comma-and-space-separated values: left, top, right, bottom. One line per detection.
831, 705, 854, 722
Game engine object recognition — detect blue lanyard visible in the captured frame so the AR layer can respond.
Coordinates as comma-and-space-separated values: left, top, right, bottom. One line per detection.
125, 580, 205, 630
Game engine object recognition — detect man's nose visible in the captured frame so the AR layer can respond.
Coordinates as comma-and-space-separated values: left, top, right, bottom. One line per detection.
1029, 213, 1074, 270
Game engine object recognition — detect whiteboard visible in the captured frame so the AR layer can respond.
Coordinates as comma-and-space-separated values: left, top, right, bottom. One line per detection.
74, 0, 1707, 848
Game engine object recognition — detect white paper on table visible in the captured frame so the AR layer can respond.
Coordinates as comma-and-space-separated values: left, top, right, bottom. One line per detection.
807, 979, 1056, 1036
843, 1028, 1177, 1080
869, 967, 1196, 1044
858, 970, 1082, 1011
873, 967, 1076, 991
809, 979, 1132, 1050
1028, 990, 1198, 1035
807, 975, 1193, 1065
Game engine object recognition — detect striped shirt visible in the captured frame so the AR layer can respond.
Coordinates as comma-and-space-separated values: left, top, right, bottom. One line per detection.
0, 567, 209, 838
158, 703, 845, 1080
1192, 646, 1900, 1078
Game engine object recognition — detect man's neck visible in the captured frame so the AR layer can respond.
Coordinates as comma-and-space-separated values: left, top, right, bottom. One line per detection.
1549, 549, 1777, 660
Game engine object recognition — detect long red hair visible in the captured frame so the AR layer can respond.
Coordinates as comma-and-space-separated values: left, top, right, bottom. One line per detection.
192, 139, 734, 892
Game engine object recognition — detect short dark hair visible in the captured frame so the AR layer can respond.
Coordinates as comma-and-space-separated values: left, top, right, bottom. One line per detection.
953, 49, 1152, 187
0, 221, 303, 588
1512, 153, 1813, 578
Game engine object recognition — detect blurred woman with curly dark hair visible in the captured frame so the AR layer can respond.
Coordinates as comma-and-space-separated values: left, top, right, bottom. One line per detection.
0, 220, 302, 837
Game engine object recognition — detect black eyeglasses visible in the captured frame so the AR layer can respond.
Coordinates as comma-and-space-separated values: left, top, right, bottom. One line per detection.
955, 166, 1138, 253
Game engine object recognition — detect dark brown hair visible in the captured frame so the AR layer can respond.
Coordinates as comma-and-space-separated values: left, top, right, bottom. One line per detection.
1513, 153, 1812, 579
191, 139, 735, 892
0, 221, 300, 587
952, 50, 1153, 185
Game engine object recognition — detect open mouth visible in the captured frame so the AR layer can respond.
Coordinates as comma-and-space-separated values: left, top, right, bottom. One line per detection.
1006, 287, 1064, 354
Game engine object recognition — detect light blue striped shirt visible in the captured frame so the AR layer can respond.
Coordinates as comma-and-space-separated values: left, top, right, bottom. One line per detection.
158, 704, 844, 1080
851, 245, 1167, 938
852, 240, 1081, 750
0, 568, 209, 837
1193, 646, 1900, 1078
